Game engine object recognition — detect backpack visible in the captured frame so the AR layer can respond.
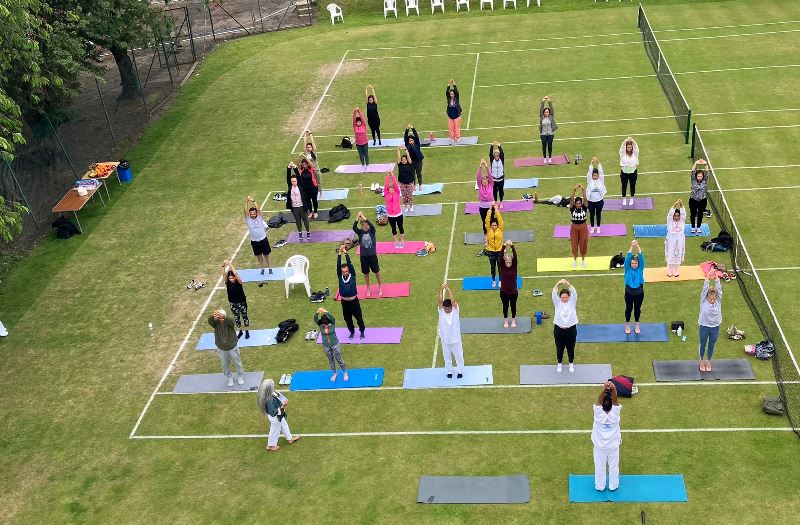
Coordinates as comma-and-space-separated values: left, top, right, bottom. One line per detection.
610, 252, 625, 269
762, 397, 784, 415
375, 204, 388, 225
267, 213, 289, 229
275, 318, 299, 343
754, 340, 775, 360
336, 136, 353, 149
610, 375, 636, 398
52, 216, 81, 239
327, 203, 351, 223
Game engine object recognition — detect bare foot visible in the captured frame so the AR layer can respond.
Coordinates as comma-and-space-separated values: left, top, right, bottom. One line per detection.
511, 319, 517, 328
366, 287, 372, 297
378, 287, 383, 297
330, 372, 338, 382
624, 324, 631, 334
503, 320, 509, 328
267, 445, 280, 452
699, 361, 706, 372
287, 435, 301, 444
634, 324, 640, 334
706, 360, 713, 372
499, 202, 504, 209
343, 372, 349, 381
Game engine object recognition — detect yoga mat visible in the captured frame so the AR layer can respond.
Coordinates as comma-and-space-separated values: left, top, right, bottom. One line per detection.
644, 265, 705, 282
403, 365, 494, 389
366, 138, 405, 148
334, 282, 410, 300
405, 203, 443, 217
289, 367, 384, 391
577, 323, 669, 343
520, 364, 612, 385
537, 256, 611, 272
357, 241, 426, 255
460, 317, 532, 334
286, 229, 353, 244
602, 198, 654, 211
474, 178, 539, 190
312, 210, 330, 221
464, 230, 534, 245
417, 475, 530, 504
569, 474, 688, 503
414, 183, 444, 195
553, 224, 627, 238
514, 154, 570, 168
653, 359, 755, 381
237, 268, 289, 282
426, 136, 480, 147
172, 372, 264, 393
462, 276, 523, 291
334, 163, 396, 174
634, 223, 711, 238
316, 327, 403, 345
318, 188, 349, 201
195, 328, 279, 351
464, 200, 533, 214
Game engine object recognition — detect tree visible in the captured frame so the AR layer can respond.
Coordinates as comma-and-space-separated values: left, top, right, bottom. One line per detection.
0, 196, 28, 242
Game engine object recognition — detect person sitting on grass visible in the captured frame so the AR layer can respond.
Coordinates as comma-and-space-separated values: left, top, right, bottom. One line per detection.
244, 196, 271, 274
438, 283, 464, 379
208, 309, 245, 387
314, 308, 348, 382
257, 378, 300, 452
592, 381, 621, 492
485, 204, 504, 287
337, 245, 366, 339
499, 240, 518, 329
623, 240, 645, 335
222, 260, 250, 339
698, 270, 723, 373
352, 211, 382, 297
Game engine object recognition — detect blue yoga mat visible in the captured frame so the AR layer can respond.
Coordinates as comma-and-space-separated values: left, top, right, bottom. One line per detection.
569, 474, 688, 502
237, 268, 289, 282
504, 178, 539, 189
289, 367, 384, 391
633, 223, 710, 238
319, 188, 349, 201
576, 323, 669, 343
195, 328, 279, 351
462, 276, 523, 290
403, 365, 494, 389
414, 183, 444, 196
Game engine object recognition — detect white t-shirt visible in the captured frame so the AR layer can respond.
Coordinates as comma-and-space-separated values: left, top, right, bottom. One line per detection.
246, 214, 267, 242
438, 307, 461, 345
591, 404, 622, 449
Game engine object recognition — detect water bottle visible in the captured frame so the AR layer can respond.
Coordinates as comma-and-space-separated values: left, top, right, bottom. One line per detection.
147, 322, 154, 337
535, 311, 543, 325
676, 325, 682, 338
325, 287, 330, 297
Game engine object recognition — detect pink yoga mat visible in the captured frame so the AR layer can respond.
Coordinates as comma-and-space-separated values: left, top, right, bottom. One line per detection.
335, 163, 396, 174
514, 154, 570, 168
553, 224, 628, 238
335, 282, 411, 300
357, 241, 425, 255
603, 197, 654, 210
287, 230, 353, 243
464, 200, 533, 214
316, 327, 404, 344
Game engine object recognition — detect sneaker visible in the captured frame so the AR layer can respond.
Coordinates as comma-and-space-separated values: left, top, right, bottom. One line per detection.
590, 226, 595, 234
268, 268, 273, 275
348, 332, 355, 339
581, 260, 587, 268
457, 373, 463, 379
260, 268, 265, 275
572, 260, 578, 268
186, 279, 196, 289
359, 332, 365, 339
569, 363, 575, 373
227, 376, 234, 387
280, 373, 287, 385
522, 193, 533, 200
245, 331, 250, 339
447, 373, 453, 378
629, 198, 634, 206
238, 330, 243, 339
596, 227, 601, 234
532, 289, 543, 297
237, 376, 245, 385
622, 198, 628, 206
274, 239, 287, 248
557, 363, 563, 373
194, 282, 205, 290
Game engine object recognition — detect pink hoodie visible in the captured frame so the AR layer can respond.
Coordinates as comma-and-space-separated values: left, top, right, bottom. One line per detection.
384, 174, 401, 216
353, 110, 368, 146
477, 165, 493, 207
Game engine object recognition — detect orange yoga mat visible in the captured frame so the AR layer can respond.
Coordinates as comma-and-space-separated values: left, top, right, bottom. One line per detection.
644, 265, 706, 282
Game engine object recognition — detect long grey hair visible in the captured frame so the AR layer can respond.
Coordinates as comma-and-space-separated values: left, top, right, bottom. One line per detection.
256, 378, 275, 417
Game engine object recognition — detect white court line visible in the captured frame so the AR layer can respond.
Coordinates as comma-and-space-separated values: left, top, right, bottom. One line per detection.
754, 267, 800, 272
466, 53, 480, 130
432, 203, 460, 369
703, 123, 800, 133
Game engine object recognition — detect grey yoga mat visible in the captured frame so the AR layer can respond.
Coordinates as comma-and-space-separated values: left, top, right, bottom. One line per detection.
460, 317, 532, 334
405, 203, 443, 217
652, 359, 755, 381
464, 230, 534, 245
519, 364, 612, 385
172, 371, 264, 393
417, 475, 531, 504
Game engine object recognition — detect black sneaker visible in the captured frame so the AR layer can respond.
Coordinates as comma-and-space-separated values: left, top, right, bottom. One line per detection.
245, 331, 250, 339
457, 373, 463, 379
446, 373, 453, 379
237, 330, 243, 339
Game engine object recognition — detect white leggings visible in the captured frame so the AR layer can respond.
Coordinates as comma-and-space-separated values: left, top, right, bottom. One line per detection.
267, 415, 293, 447
593, 445, 620, 491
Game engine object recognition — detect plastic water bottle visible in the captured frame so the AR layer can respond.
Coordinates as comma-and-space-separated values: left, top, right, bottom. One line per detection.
147, 322, 154, 337
325, 287, 330, 297
676, 325, 683, 338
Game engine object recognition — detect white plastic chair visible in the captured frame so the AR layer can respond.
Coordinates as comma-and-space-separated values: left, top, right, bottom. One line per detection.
431, 0, 445, 13
284, 255, 311, 298
527, 0, 541, 6
384, 0, 398, 17
503, 0, 516, 8
405, 0, 420, 15
456, 0, 470, 11
480, 0, 493, 10
326, 3, 343, 24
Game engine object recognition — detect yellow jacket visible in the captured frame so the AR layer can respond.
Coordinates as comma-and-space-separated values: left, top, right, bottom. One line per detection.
485, 208, 504, 252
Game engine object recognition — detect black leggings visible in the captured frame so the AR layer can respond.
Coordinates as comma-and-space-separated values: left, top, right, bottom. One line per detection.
290, 206, 310, 232
412, 160, 423, 186
487, 250, 501, 280
302, 185, 319, 213
540, 134, 554, 158
341, 298, 365, 335
500, 291, 518, 319
588, 200, 604, 227
370, 125, 381, 144
689, 197, 707, 228
356, 144, 369, 166
624, 289, 644, 322
620, 170, 638, 197
479, 206, 489, 234
388, 215, 404, 235
493, 179, 505, 202
553, 324, 577, 364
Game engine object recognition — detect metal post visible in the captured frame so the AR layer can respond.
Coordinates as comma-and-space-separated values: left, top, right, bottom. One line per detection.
690, 123, 697, 159
95, 77, 117, 147
277, 3, 294, 31
207, 4, 217, 41
131, 49, 149, 114
257, 0, 265, 31
158, 31, 175, 88
186, 5, 197, 62
250, 0, 257, 32
685, 109, 692, 145
43, 112, 78, 178
3, 159, 39, 227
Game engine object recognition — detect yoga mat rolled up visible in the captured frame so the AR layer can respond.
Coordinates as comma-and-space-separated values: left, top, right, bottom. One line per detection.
553, 224, 627, 238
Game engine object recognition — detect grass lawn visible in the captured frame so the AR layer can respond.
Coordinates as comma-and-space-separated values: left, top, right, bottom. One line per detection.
1, 0, 799, 523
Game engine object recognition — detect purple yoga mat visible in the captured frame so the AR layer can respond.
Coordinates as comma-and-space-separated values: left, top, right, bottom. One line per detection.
514, 154, 570, 168
316, 327, 404, 345
335, 163, 396, 174
287, 230, 353, 243
603, 197, 655, 210
464, 200, 533, 214
553, 223, 628, 238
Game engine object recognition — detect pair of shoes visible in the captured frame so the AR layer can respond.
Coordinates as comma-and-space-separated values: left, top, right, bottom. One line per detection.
532, 289, 543, 297
541, 312, 551, 320
310, 291, 326, 303
186, 279, 196, 289
274, 239, 287, 248
415, 249, 429, 257
273, 193, 287, 201
279, 374, 292, 385
522, 193, 533, 200
305, 330, 318, 341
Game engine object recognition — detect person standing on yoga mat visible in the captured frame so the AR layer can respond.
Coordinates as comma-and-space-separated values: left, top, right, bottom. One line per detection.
353, 211, 383, 297
290, 158, 319, 220
619, 137, 639, 206
353, 107, 369, 171
539, 96, 558, 164
490, 142, 505, 209
302, 130, 322, 198
384, 172, 405, 249
244, 196, 272, 274
485, 204, 504, 287
665, 199, 687, 277
586, 157, 607, 234
552, 279, 578, 373
689, 159, 709, 235
404, 125, 424, 190
569, 185, 589, 268
499, 241, 519, 328
257, 378, 300, 452
438, 283, 464, 379
698, 271, 723, 372
623, 240, 646, 335
222, 260, 250, 339
592, 381, 621, 491
397, 146, 416, 213
476, 159, 494, 234
337, 246, 366, 339
208, 309, 246, 387
365, 85, 381, 146
286, 168, 311, 240
445, 80, 462, 144
314, 308, 348, 382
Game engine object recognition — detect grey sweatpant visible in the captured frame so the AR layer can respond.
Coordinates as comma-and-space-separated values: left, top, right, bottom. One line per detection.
218, 347, 244, 377
323, 344, 347, 372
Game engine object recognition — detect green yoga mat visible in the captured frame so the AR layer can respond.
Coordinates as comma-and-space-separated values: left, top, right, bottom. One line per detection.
537, 256, 610, 272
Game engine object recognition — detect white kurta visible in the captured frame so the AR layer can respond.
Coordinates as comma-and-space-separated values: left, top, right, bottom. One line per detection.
664, 207, 686, 265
